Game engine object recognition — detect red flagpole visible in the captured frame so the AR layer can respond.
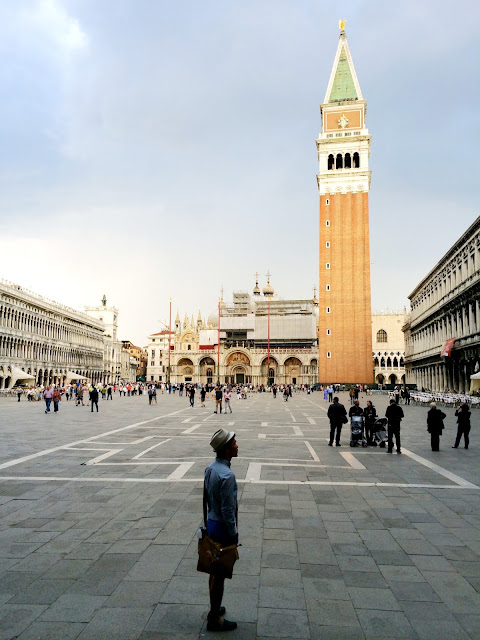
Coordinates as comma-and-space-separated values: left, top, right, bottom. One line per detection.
168, 298, 172, 384
217, 298, 221, 385
267, 298, 270, 365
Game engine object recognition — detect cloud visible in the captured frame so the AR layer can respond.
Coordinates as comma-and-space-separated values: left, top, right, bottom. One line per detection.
19, 0, 88, 53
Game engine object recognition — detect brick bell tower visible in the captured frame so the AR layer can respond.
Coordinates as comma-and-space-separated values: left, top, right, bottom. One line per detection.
316, 21, 373, 384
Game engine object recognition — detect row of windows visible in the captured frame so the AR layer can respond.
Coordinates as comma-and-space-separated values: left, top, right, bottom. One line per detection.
327, 152, 360, 170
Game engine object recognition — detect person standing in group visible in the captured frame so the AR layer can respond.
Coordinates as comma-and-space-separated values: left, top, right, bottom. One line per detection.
349, 399, 363, 419
200, 385, 207, 408
224, 389, 232, 414
152, 385, 157, 404
364, 400, 377, 445
148, 386, 153, 405
189, 385, 196, 408
427, 402, 446, 451
90, 385, 99, 412
52, 386, 61, 413
327, 396, 347, 446
76, 385, 84, 406
204, 429, 239, 632
107, 385, 113, 400
43, 385, 54, 413
385, 398, 404, 454
214, 387, 223, 414
453, 403, 471, 449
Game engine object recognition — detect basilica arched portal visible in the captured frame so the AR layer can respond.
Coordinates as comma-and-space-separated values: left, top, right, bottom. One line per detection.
284, 357, 302, 385
225, 351, 251, 385
176, 358, 194, 382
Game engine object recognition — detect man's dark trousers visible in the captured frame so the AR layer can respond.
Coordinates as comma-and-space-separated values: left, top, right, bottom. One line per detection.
329, 423, 342, 445
91, 400, 98, 412
387, 424, 401, 452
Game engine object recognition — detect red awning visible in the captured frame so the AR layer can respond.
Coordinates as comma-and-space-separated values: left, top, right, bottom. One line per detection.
440, 338, 456, 357
199, 345, 215, 350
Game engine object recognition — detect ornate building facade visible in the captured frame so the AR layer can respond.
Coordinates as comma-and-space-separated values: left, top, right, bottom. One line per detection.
0, 280, 104, 388
122, 341, 147, 380
146, 280, 319, 386
403, 217, 480, 393
317, 24, 373, 383
372, 312, 406, 387
85, 297, 123, 384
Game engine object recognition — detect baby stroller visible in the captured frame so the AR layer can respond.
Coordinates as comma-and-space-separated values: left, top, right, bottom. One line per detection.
350, 415, 367, 447
372, 417, 388, 448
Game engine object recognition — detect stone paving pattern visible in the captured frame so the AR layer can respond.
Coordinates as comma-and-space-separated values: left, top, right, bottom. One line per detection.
0, 390, 479, 639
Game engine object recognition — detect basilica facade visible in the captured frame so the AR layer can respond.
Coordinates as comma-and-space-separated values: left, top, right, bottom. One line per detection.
146, 280, 319, 387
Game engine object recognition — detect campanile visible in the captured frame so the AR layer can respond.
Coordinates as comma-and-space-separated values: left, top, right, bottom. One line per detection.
316, 22, 373, 383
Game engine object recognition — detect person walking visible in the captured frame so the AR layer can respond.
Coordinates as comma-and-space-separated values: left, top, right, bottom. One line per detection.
17, 387, 23, 402
453, 403, 471, 449
327, 396, 347, 446
349, 386, 355, 405
152, 385, 157, 404
107, 385, 113, 400
224, 389, 233, 414
385, 398, 404, 454
43, 385, 54, 413
189, 385, 196, 408
52, 386, 61, 413
427, 402, 446, 451
204, 429, 239, 632
200, 386, 207, 408
148, 386, 153, 405
90, 385, 99, 412
364, 400, 377, 445
214, 387, 223, 413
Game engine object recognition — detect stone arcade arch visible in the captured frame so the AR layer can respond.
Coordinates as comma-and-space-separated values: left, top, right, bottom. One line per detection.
225, 351, 251, 385
283, 357, 302, 385
176, 358, 195, 382
199, 357, 216, 384
261, 356, 278, 386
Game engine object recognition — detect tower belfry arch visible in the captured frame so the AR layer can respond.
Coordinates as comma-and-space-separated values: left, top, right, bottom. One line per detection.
316, 22, 373, 383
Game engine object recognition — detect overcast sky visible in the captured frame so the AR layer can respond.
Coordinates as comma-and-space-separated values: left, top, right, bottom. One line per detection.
0, 0, 479, 346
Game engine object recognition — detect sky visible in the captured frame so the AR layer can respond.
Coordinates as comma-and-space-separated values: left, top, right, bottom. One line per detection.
0, 0, 479, 346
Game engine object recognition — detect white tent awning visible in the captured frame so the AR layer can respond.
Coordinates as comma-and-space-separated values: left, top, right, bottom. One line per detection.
65, 371, 87, 382
11, 367, 35, 384
470, 372, 480, 380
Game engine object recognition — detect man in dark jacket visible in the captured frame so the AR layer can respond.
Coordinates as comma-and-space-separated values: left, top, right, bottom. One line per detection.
427, 402, 446, 451
327, 396, 347, 446
348, 400, 363, 417
385, 399, 404, 453
89, 385, 99, 412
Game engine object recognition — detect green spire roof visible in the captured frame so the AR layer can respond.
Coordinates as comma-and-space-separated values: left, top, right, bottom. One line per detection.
329, 45, 357, 102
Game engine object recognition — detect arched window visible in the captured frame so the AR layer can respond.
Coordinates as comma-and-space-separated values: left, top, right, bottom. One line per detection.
336, 154, 343, 169
393, 357, 398, 368
268, 368, 275, 378
387, 357, 392, 368
328, 154, 334, 170
353, 152, 360, 168
380, 357, 385, 367
376, 329, 387, 343
344, 153, 351, 168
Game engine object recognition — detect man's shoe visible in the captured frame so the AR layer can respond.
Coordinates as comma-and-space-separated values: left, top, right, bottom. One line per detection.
207, 619, 237, 632
328, 442, 333, 446
214, 411, 217, 414
452, 446, 458, 448
387, 450, 392, 454
335, 443, 341, 446
397, 450, 401, 454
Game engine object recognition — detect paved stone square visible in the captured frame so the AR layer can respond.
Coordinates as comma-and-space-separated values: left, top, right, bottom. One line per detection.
0, 390, 479, 639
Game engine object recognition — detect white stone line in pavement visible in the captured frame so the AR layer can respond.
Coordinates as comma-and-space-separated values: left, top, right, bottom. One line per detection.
293, 425, 304, 436
401, 448, 479, 489
261, 422, 268, 426
228, 422, 235, 426
132, 439, 171, 459
307, 417, 316, 424
304, 398, 328, 412
165, 461, 195, 480
0, 475, 475, 489
246, 462, 262, 481
85, 449, 121, 465
182, 417, 193, 423
0, 407, 189, 471
304, 441, 320, 461
340, 451, 366, 470
181, 424, 202, 435
258, 434, 267, 439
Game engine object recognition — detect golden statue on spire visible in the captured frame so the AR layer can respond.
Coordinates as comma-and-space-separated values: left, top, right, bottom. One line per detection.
339, 19, 346, 31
